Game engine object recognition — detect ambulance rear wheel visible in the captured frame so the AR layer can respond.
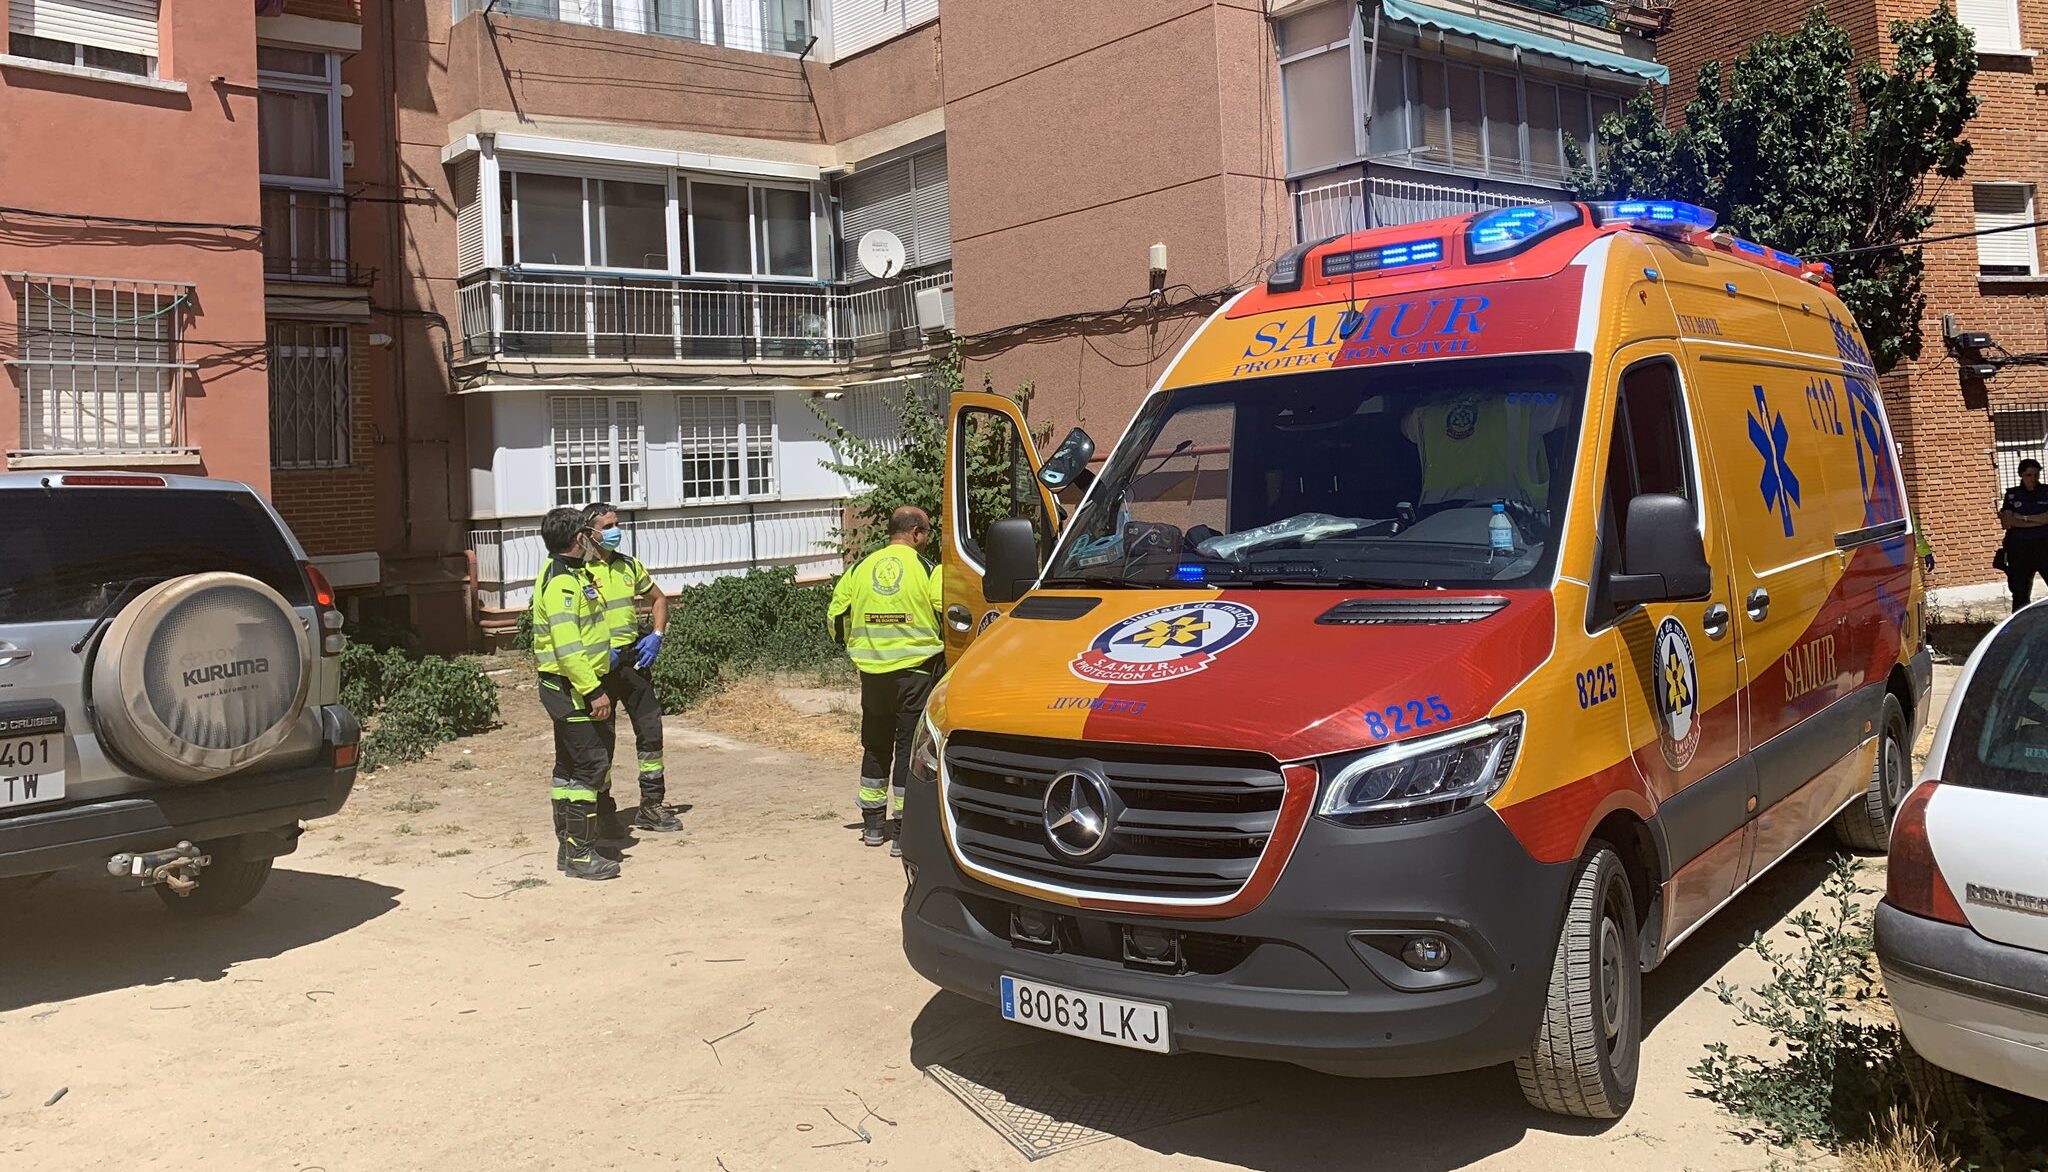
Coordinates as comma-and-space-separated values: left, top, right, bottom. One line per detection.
1831, 693, 1907, 853
1514, 842, 1640, 1120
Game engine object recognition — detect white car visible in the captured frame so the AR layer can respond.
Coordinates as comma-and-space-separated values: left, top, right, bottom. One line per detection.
1877, 606, 2048, 1107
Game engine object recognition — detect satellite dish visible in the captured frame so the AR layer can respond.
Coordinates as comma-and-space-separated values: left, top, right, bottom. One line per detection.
858, 230, 908, 279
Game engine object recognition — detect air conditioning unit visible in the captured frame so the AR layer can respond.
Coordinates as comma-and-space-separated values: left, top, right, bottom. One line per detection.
914, 283, 955, 334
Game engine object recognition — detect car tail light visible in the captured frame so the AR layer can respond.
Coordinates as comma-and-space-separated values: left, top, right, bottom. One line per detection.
302, 563, 347, 657
334, 743, 359, 768
1886, 781, 1967, 925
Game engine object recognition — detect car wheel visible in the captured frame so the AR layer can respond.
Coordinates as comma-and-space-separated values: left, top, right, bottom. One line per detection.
155, 856, 273, 917
1515, 842, 1641, 1120
1900, 1037, 1985, 1121
1833, 692, 1908, 853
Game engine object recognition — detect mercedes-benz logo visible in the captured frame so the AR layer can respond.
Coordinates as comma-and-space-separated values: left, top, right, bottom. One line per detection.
1043, 768, 1120, 862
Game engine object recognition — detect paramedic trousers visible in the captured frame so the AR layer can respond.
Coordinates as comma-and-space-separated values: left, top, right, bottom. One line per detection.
2007, 541, 2048, 609
856, 658, 938, 817
538, 675, 614, 802
603, 660, 666, 806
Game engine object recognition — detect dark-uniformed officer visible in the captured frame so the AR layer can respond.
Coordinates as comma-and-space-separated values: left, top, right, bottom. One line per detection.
827, 506, 943, 852
2000, 458, 2048, 608
531, 506, 620, 881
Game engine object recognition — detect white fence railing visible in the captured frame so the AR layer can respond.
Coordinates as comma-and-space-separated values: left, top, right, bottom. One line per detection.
457, 268, 950, 363
1294, 176, 1549, 241
472, 503, 843, 609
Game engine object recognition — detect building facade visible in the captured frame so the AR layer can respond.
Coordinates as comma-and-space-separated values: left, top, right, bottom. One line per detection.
1, 0, 386, 605
1659, 0, 2048, 603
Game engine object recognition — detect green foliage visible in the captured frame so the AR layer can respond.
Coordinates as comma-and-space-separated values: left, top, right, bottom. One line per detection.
1572, 4, 1978, 373
643, 568, 843, 713
809, 344, 1047, 563
1691, 856, 1900, 1148
342, 643, 501, 770
1692, 856, 2046, 1168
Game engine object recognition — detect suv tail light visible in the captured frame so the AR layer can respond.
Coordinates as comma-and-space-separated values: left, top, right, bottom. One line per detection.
1886, 781, 1967, 925
302, 562, 347, 656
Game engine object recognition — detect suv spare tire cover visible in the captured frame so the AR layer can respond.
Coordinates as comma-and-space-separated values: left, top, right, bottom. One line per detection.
89, 572, 312, 784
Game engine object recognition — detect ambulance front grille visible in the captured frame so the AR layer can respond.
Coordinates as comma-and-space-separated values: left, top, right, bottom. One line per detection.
942, 733, 1285, 899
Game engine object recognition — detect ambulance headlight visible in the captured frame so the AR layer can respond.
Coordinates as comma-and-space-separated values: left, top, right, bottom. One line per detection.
909, 712, 942, 784
1315, 714, 1523, 827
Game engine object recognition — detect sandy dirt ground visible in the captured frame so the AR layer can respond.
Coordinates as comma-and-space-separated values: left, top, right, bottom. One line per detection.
0, 666, 1957, 1171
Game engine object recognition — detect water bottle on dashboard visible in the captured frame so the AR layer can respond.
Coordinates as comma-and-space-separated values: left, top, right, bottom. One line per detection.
1489, 501, 1515, 557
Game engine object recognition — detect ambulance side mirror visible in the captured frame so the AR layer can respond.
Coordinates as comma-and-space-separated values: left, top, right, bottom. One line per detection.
984, 517, 1041, 604
1039, 427, 1096, 493
1610, 494, 1712, 605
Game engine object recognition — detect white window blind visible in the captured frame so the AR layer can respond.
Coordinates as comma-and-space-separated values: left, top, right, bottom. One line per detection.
9, 0, 160, 59
551, 396, 644, 507
1975, 184, 2039, 276
831, 0, 933, 60
679, 394, 776, 501
839, 146, 949, 274
1957, 0, 2022, 52
12, 274, 189, 456
453, 159, 486, 275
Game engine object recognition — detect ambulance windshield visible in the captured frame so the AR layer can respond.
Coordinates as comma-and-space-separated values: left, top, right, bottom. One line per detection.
1042, 353, 1590, 590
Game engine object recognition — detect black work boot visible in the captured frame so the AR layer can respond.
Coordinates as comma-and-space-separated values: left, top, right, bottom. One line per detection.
595, 791, 630, 841
634, 800, 681, 832
861, 807, 886, 848
551, 800, 570, 873
558, 801, 622, 881
889, 818, 903, 858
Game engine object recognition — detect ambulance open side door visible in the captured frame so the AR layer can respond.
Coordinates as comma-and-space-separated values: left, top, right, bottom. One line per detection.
941, 391, 1064, 660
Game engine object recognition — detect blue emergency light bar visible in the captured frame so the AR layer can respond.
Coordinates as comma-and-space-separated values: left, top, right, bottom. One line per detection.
1321, 237, 1445, 277
1592, 200, 1718, 236
1466, 203, 1584, 260
1176, 563, 1207, 583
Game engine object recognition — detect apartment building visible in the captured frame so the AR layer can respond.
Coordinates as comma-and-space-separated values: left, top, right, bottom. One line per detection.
0, 0, 385, 603
1660, 0, 2048, 601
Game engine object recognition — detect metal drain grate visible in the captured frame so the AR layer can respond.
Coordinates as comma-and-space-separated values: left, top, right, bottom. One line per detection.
925, 1037, 1255, 1160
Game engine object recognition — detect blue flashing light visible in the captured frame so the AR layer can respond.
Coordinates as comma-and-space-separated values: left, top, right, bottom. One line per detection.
1175, 563, 1207, 583
1466, 202, 1583, 259
1593, 200, 1718, 236
1732, 238, 1767, 258
1321, 237, 1444, 277
1770, 248, 1804, 269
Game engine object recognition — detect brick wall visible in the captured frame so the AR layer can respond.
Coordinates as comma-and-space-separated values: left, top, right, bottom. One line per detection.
1659, 0, 2048, 591
282, 0, 362, 23
272, 322, 380, 558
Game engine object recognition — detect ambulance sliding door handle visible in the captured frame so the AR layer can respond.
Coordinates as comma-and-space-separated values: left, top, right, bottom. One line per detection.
1745, 588, 1771, 621
1702, 604, 1731, 640
946, 604, 974, 633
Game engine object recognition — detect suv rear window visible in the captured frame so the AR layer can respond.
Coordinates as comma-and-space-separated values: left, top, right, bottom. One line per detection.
1952, 606, 2048, 798
0, 488, 309, 623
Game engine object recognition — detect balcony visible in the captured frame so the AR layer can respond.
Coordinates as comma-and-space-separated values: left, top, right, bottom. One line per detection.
456, 268, 951, 364
1490, 0, 1671, 34
1295, 175, 1546, 240
457, 0, 813, 56
262, 186, 356, 284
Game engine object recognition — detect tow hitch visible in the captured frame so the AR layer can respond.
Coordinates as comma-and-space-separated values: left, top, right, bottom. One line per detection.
108, 842, 212, 895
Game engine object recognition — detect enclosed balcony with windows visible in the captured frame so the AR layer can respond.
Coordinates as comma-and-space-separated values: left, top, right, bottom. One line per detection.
450, 141, 952, 364
454, 0, 816, 56
258, 45, 358, 283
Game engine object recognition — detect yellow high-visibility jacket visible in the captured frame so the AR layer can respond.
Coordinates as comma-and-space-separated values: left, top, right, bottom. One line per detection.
829, 543, 943, 674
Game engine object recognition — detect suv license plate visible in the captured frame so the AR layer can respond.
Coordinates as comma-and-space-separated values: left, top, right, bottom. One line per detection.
0, 733, 64, 810
1000, 975, 1169, 1053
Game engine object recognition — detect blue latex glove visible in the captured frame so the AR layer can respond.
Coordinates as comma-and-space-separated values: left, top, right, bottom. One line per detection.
633, 630, 664, 669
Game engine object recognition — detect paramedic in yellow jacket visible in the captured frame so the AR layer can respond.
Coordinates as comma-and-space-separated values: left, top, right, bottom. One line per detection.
829, 506, 944, 853
530, 506, 620, 881
582, 501, 681, 836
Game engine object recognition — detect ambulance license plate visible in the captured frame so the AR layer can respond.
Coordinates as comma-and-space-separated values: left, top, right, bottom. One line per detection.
999, 975, 1169, 1053
0, 733, 64, 810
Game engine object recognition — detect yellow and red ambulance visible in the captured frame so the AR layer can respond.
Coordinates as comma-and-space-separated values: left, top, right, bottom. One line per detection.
898, 201, 1932, 1119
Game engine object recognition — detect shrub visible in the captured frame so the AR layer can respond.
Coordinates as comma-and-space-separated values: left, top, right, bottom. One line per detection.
343, 643, 500, 770
644, 568, 840, 713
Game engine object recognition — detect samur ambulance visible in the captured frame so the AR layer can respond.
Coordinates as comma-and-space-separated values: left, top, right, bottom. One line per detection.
897, 200, 1933, 1119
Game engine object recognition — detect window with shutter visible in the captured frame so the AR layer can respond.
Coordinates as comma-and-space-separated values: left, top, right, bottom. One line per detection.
551, 396, 646, 507
839, 158, 916, 273
911, 148, 951, 266
1956, 0, 2022, 52
1975, 184, 2039, 277
453, 159, 486, 275
830, 0, 929, 59
9, 0, 160, 74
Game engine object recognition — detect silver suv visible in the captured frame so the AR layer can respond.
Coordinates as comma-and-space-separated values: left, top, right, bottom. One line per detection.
0, 471, 358, 914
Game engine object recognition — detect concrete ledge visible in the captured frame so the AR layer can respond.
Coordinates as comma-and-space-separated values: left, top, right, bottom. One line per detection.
0, 55, 188, 93
6, 452, 204, 469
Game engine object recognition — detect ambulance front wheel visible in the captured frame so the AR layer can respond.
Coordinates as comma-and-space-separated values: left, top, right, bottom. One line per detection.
1513, 842, 1641, 1120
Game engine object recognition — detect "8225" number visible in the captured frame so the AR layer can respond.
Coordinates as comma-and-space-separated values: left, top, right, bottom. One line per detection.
1577, 663, 1618, 709
1364, 696, 1453, 739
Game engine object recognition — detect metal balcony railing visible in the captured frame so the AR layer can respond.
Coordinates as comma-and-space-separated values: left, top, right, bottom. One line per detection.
456, 267, 952, 363
459, 0, 814, 56
1294, 175, 1547, 241
261, 186, 354, 283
